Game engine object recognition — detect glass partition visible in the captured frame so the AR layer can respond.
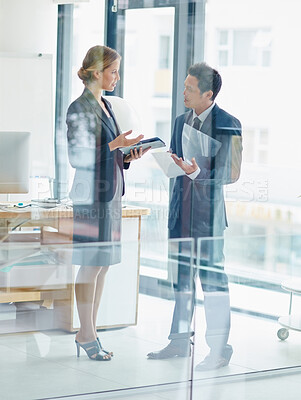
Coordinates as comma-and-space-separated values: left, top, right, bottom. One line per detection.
0, 237, 194, 399
4, 0, 301, 399
2, 233, 301, 398
192, 234, 301, 385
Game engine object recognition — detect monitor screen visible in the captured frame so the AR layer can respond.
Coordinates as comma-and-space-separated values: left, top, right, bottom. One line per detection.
0, 131, 30, 193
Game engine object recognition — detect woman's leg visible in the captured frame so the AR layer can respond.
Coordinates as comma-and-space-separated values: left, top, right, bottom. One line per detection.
92, 266, 109, 333
74, 265, 111, 360
75, 265, 102, 343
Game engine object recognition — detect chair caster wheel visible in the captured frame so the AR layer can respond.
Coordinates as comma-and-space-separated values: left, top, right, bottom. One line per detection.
277, 328, 289, 341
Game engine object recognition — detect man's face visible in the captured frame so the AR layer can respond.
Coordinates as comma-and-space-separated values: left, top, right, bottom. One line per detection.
183, 74, 212, 113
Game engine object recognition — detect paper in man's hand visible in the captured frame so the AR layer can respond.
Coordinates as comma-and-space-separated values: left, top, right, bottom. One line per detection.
182, 123, 222, 163
152, 152, 186, 178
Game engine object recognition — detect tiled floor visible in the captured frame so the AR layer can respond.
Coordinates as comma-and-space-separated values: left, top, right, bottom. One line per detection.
1, 293, 301, 400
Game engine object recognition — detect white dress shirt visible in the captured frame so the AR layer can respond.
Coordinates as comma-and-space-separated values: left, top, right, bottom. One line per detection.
187, 102, 215, 180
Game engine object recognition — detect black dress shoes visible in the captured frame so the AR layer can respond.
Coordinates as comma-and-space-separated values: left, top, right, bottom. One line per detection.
147, 339, 192, 359
195, 346, 233, 371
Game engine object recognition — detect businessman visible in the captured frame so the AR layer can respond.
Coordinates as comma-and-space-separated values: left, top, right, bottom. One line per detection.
147, 62, 242, 371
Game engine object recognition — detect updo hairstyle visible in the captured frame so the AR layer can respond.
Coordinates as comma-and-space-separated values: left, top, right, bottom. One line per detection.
78, 45, 121, 84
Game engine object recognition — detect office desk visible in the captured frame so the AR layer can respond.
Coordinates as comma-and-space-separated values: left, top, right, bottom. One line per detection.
0, 204, 149, 241
0, 204, 150, 332
0, 205, 72, 243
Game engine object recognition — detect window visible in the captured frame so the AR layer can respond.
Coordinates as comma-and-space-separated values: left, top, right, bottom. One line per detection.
243, 128, 269, 165
155, 35, 172, 96
158, 35, 171, 69
155, 120, 170, 145
71, 0, 105, 101
217, 29, 272, 67
122, 7, 175, 271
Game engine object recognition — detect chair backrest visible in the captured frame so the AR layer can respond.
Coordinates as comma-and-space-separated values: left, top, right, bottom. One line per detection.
103, 95, 140, 133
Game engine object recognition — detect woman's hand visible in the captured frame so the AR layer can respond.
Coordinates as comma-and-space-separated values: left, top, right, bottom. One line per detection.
171, 154, 199, 175
124, 146, 151, 163
108, 130, 144, 151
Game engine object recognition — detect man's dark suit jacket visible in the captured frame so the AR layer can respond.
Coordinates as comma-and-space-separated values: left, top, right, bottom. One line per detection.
168, 104, 242, 240
66, 88, 129, 205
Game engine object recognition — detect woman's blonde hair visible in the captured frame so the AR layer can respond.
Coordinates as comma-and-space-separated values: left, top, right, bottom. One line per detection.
78, 45, 121, 84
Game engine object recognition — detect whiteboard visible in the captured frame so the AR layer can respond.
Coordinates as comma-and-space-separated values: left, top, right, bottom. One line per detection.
0, 52, 54, 178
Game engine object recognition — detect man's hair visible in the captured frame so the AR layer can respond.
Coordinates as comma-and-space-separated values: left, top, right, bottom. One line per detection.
188, 62, 222, 101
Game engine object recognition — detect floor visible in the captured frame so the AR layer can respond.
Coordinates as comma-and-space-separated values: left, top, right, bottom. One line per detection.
1, 293, 301, 400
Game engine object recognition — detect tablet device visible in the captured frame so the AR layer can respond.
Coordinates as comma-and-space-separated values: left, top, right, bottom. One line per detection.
119, 136, 166, 155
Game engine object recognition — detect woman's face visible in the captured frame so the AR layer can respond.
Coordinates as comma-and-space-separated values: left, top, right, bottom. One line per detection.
100, 59, 120, 91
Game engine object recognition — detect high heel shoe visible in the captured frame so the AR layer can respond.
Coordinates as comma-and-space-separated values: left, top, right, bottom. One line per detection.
97, 337, 114, 357
75, 340, 111, 361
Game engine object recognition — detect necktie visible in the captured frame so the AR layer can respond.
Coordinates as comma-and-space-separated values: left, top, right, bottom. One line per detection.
192, 116, 201, 131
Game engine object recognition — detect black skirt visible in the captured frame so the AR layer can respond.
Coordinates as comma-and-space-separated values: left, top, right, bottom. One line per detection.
72, 170, 122, 267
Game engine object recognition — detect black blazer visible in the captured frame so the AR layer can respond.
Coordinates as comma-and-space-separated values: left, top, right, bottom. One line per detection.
66, 88, 129, 204
168, 104, 242, 239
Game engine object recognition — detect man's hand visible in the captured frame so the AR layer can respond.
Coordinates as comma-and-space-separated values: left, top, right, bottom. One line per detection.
171, 154, 199, 175
109, 130, 144, 151
124, 146, 151, 163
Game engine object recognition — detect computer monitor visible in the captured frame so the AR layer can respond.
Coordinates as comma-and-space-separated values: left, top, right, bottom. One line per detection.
0, 131, 30, 193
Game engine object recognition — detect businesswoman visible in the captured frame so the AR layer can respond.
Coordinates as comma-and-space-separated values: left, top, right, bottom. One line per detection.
66, 45, 146, 361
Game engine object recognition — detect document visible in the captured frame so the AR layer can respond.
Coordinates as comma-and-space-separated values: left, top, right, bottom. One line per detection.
182, 123, 222, 163
119, 136, 166, 155
152, 151, 186, 178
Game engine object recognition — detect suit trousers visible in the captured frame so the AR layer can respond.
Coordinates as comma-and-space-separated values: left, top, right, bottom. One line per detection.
168, 230, 231, 358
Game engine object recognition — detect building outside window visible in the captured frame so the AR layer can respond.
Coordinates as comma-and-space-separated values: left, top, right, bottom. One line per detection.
158, 35, 171, 69
217, 28, 272, 67
243, 128, 269, 165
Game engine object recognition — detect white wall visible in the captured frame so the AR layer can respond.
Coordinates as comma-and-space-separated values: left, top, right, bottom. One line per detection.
0, 0, 58, 201
0, 0, 57, 54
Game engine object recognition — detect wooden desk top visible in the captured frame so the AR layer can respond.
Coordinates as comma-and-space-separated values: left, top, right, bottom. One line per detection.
0, 203, 150, 220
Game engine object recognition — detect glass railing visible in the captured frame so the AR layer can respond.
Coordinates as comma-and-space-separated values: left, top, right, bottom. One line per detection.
1, 232, 301, 399
0, 234, 194, 399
